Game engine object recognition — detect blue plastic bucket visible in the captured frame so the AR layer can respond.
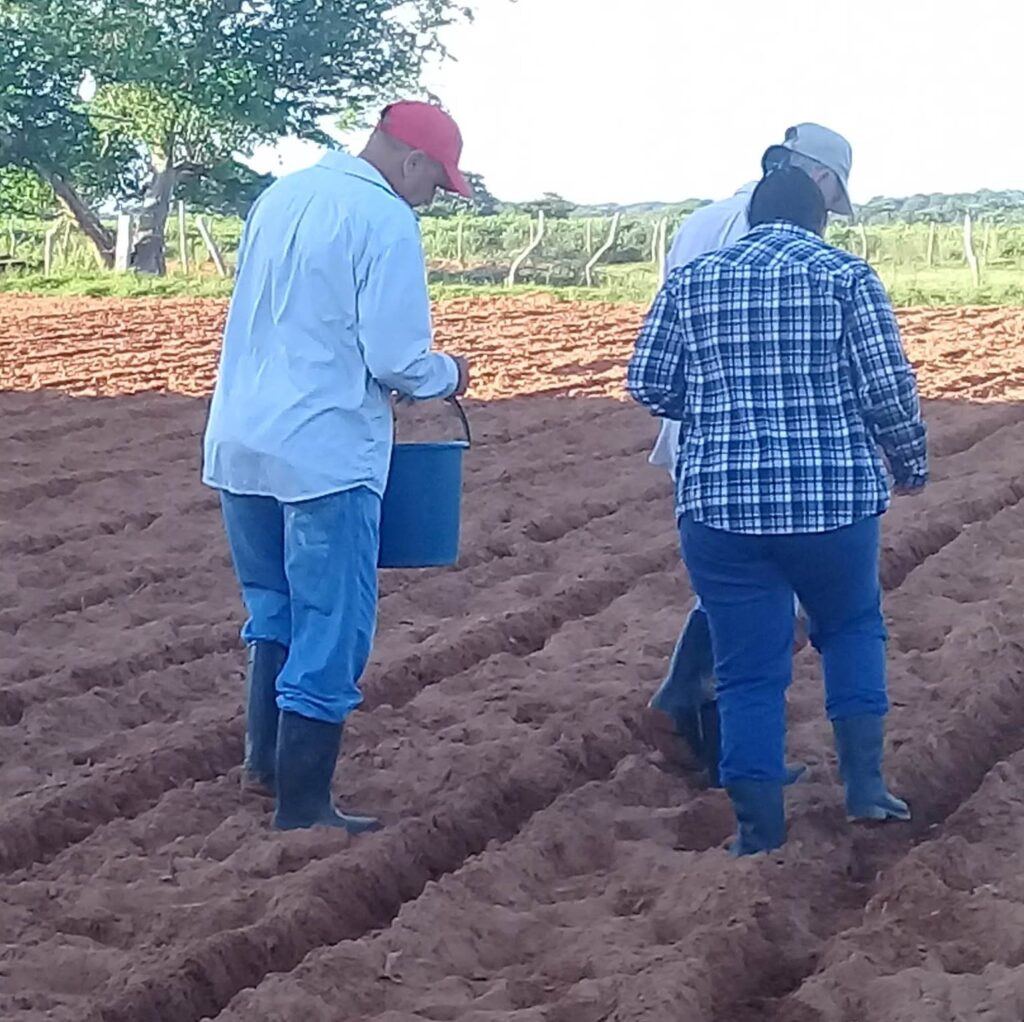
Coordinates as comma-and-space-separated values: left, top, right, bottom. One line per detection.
378, 398, 471, 569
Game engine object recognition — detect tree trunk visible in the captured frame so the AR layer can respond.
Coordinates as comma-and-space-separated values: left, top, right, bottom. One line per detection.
38, 169, 115, 269
130, 160, 176, 275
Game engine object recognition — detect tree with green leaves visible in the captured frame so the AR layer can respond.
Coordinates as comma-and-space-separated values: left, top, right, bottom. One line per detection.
0, 7, 132, 266
422, 172, 499, 217
4, 0, 472, 273
517, 192, 577, 219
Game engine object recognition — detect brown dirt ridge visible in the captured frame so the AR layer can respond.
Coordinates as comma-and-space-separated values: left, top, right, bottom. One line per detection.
1, 295, 1024, 1022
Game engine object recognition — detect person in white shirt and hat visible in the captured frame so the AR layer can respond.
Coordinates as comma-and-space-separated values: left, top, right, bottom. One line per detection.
645, 123, 854, 786
203, 101, 471, 833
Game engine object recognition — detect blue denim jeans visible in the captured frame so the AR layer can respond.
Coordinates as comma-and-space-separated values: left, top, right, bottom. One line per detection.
220, 487, 381, 724
679, 515, 888, 783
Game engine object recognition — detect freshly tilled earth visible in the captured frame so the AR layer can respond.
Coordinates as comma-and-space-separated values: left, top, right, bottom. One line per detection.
1, 295, 1024, 1022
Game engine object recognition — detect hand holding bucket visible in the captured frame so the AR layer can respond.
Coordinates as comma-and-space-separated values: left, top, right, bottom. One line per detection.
378, 397, 471, 569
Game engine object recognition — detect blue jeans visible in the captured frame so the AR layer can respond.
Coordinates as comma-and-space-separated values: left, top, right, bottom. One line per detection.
679, 515, 888, 783
220, 487, 381, 724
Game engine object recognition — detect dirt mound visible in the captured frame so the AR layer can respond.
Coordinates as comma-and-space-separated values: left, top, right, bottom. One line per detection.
1, 295, 1023, 1022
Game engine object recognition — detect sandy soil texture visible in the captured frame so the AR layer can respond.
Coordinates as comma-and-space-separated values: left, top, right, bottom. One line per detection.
1, 295, 1023, 1022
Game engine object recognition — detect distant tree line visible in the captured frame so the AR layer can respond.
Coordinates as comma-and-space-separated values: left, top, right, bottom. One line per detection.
422, 179, 1024, 225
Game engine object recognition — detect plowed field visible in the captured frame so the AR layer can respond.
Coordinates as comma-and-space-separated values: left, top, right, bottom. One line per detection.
2, 295, 1024, 1022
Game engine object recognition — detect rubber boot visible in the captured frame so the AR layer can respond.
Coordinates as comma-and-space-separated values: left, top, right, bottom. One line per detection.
700, 699, 807, 791
647, 609, 716, 773
242, 641, 287, 795
726, 780, 786, 856
832, 714, 911, 822
272, 710, 381, 833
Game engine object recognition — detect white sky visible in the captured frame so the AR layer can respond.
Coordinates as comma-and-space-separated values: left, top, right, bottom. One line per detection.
251, 0, 1024, 205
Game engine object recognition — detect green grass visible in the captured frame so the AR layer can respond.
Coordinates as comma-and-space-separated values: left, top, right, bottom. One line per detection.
0, 271, 236, 298
2, 263, 1022, 308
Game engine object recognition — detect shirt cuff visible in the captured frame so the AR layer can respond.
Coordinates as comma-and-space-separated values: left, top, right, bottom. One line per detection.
442, 354, 461, 398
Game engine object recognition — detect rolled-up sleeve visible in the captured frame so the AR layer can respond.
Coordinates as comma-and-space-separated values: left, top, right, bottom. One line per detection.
627, 275, 688, 420
846, 269, 928, 488
359, 235, 459, 399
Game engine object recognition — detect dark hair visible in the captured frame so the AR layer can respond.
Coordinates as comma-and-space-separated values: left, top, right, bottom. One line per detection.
748, 166, 826, 235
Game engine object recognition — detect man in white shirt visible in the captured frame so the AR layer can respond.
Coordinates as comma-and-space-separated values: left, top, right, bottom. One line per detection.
646, 123, 853, 786
203, 101, 471, 832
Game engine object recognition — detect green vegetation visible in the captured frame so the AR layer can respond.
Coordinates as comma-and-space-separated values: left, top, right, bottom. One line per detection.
1, 0, 471, 272
2, 209, 1020, 307
2, 0, 1020, 309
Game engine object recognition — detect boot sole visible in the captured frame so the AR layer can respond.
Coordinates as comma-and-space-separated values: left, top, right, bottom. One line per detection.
848, 809, 912, 824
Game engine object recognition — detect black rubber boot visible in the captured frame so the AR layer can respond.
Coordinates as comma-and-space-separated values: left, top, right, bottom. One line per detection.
832, 714, 911, 822
242, 641, 287, 795
272, 710, 381, 833
726, 780, 786, 856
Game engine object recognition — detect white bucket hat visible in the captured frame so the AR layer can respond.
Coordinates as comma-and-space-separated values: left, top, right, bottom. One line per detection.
761, 123, 853, 217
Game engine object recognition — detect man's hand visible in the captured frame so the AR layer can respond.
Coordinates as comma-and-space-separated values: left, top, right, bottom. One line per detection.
452, 355, 470, 397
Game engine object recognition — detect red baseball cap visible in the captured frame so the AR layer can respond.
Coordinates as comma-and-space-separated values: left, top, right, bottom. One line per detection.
379, 101, 472, 198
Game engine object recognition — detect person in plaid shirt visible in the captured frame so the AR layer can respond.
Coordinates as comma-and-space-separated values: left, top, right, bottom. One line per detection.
645, 125, 854, 786
628, 166, 927, 855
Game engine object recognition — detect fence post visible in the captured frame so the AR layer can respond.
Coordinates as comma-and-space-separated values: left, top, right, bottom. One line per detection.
456, 218, 465, 269
57, 220, 72, 265
114, 213, 134, 272
857, 224, 869, 261
926, 222, 937, 267
655, 218, 668, 284
963, 212, 980, 287
196, 215, 227, 276
43, 222, 61, 275
585, 219, 593, 257
178, 201, 189, 275
506, 212, 545, 287
584, 213, 621, 287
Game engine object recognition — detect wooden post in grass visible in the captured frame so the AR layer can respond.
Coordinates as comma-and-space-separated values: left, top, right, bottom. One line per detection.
656, 218, 668, 284
196, 215, 227, 276
57, 219, 71, 266
43, 222, 60, 275
114, 213, 133, 272
585, 218, 593, 257
178, 201, 189, 275
963, 213, 980, 287
456, 218, 465, 269
857, 224, 869, 261
506, 212, 544, 287
926, 222, 937, 267
584, 212, 621, 287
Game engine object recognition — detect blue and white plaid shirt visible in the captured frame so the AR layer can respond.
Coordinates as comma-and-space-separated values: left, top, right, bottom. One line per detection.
628, 223, 927, 535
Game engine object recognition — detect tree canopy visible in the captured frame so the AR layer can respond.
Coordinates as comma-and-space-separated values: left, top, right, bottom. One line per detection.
1, 0, 473, 270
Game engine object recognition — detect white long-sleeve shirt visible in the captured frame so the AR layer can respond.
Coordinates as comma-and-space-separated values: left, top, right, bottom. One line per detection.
646, 183, 807, 621
203, 151, 458, 502
648, 182, 757, 480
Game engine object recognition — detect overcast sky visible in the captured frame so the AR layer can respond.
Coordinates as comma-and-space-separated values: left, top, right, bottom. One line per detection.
250, 0, 1024, 205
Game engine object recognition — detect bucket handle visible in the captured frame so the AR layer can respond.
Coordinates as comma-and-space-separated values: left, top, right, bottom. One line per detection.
393, 395, 472, 446
445, 396, 472, 447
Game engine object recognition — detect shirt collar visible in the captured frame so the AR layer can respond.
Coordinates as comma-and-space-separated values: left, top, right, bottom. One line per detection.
317, 149, 398, 198
748, 221, 823, 242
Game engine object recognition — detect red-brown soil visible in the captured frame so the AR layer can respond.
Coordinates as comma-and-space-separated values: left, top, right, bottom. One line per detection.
1, 295, 1024, 1022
